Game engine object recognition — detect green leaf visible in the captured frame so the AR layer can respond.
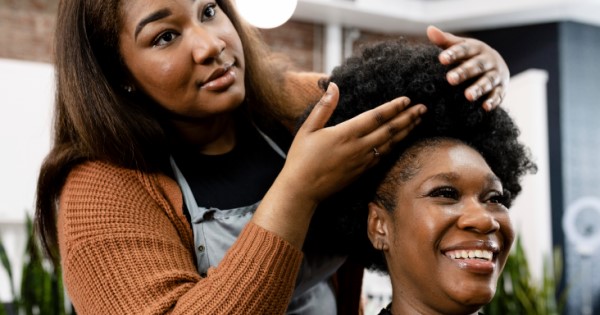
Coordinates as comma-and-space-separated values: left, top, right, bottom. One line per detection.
482, 237, 568, 315
18, 213, 70, 315
0, 234, 15, 300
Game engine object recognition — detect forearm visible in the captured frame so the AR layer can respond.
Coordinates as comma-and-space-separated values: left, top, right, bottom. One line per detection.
251, 170, 319, 248
58, 163, 303, 314
61, 222, 302, 315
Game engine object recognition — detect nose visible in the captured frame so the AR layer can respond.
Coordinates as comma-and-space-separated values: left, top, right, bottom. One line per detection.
456, 198, 500, 234
189, 26, 225, 65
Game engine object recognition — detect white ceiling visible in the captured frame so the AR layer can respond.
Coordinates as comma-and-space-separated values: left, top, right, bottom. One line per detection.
293, 0, 600, 35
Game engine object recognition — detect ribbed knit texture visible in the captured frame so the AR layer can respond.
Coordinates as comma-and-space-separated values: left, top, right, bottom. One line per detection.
278, 71, 326, 130
58, 162, 303, 314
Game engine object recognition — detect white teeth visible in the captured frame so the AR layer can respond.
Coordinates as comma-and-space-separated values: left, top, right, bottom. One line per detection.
446, 249, 493, 261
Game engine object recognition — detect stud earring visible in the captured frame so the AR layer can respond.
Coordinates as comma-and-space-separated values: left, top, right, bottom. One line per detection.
377, 240, 384, 252
123, 85, 135, 93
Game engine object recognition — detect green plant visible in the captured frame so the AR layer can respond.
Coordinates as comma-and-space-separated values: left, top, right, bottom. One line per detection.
0, 215, 70, 315
483, 237, 568, 315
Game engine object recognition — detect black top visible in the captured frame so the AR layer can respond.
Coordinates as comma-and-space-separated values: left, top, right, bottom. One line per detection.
378, 303, 485, 315
172, 118, 288, 209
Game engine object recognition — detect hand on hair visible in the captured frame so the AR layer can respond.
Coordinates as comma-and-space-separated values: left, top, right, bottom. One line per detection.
282, 82, 426, 204
427, 25, 509, 111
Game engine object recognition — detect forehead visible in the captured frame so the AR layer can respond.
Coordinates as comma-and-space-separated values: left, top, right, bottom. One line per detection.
120, 0, 195, 22
394, 139, 491, 180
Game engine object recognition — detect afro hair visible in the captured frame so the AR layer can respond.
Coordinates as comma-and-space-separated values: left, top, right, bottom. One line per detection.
299, 38, 537, 271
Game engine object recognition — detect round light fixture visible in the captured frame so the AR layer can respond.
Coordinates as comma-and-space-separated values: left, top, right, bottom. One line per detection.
563, 196, 600, 255
235, 0, 298, 29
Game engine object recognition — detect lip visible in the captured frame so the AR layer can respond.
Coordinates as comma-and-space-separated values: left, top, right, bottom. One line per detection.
441, 240, 501, 275
199, 63, 236, 91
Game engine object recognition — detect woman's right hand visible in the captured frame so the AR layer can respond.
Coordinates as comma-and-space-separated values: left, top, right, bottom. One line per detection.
252, 83, 426, 247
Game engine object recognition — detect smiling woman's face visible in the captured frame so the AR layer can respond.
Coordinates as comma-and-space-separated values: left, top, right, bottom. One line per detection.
368, 139, 515, 315
118, 0, 245, 119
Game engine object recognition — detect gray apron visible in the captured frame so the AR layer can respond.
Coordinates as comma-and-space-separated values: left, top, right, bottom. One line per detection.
170, 127, 346, 315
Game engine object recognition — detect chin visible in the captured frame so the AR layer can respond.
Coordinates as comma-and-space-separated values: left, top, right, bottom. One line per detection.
451, 284, 495, 311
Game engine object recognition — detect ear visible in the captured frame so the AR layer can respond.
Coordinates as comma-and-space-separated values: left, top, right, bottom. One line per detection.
367, 201, 391, 251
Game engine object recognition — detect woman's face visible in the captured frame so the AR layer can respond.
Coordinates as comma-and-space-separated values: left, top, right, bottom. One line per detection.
118, 0, 245, 119
369, 140, 515, 314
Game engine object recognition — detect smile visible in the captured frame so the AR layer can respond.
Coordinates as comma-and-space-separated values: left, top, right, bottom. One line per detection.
445, 249, 494, 261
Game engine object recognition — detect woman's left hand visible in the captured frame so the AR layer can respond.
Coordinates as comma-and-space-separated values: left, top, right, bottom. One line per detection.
427, 25, 509, 111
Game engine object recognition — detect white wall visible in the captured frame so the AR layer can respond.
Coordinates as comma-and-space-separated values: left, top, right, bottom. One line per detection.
503, 69, 553, 283
0, 58, 54, 301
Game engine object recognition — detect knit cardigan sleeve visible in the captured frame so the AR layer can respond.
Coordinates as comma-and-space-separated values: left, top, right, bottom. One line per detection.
57, 161, 303, 315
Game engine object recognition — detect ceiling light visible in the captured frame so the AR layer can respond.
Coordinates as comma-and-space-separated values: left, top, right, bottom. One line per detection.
235, 0, 298, 29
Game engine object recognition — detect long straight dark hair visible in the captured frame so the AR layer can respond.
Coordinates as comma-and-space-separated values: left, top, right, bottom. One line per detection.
35, 0, 289, 263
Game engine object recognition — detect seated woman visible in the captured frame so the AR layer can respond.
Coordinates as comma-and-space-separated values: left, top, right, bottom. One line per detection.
298, 38, 537, 314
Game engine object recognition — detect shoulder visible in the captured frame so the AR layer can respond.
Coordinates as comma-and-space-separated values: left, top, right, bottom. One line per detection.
276, 71, 328, 130
283, 71, 327, 102
57, 160, 191, 253
62, 161, 179, 201
59, 161, 184, 227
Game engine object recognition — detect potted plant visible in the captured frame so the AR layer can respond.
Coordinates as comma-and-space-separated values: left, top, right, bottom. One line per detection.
0, 215, 70, 315
483, 237, 568, 315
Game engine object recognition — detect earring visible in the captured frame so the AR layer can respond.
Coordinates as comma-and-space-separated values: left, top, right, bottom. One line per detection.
123, 85, 135, 93
377, 240, 386, 252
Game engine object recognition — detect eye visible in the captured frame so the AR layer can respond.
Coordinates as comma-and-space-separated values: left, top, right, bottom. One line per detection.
487, 190, 509, 207
199, 3, 218, 22
427, 186, 459, 200
153, 31, 179, 47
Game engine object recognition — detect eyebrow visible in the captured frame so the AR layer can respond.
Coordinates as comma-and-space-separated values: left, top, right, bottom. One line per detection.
426, 172, 501, 186
135, 8, 172, 40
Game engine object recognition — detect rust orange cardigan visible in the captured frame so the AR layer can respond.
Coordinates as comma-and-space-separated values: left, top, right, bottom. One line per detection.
57, 72, 364, 315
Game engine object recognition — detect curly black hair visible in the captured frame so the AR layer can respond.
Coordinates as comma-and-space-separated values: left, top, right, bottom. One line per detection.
299, 38, 537, 271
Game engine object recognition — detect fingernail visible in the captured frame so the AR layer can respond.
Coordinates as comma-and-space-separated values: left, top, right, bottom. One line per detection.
469, 87, 481, 100
448, 72, 459, 83
442, 50, 454, 63
484, 100, 494, 111
324, 83, 334, 99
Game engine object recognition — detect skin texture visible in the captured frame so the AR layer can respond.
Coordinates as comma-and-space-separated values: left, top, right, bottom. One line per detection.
368, 140, 515, 315
119, 0, 246, 155
120, 0, 246, 118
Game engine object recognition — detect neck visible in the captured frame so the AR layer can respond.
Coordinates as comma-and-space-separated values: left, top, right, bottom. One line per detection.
169, 113, 237, 156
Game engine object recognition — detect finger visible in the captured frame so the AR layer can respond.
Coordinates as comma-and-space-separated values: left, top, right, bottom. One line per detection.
482, 86, 506, 111
300, 82, 340, 132
381, 104, 426, 144
363, 103, 427, 154
464, 70, 501, 101
447, 57, 494, 85
428, 27, 483, 65
338, 96, 412, 137
441, 43, 485, 68
427, 25, 462, 49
